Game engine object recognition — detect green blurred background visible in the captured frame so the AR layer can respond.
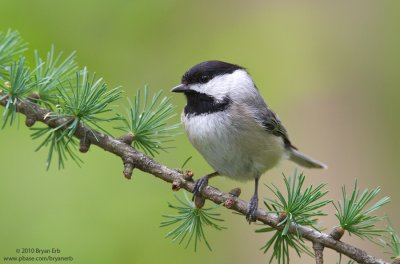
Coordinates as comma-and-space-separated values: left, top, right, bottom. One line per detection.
1, 1, 399, 263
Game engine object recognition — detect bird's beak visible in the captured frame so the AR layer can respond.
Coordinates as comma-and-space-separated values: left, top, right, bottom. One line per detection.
171, 84, 188, 93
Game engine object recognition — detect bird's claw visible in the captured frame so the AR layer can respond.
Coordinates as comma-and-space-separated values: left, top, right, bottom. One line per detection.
246, 195, 258, 223
192, 176, 209, 200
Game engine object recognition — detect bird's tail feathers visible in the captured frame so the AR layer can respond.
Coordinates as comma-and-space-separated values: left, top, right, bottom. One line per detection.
289, 149, 327, 169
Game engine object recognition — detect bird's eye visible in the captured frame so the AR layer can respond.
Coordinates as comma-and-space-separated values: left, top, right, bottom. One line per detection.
200, 75, 210, 83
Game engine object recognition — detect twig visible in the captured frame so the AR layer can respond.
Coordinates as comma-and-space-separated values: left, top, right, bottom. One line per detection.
313, 242, 324, 264
0, 96, 390, 264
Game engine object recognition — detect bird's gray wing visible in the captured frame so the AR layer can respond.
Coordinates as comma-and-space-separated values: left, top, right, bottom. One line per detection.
236, 85, 296, 150
252, 100, 297, 150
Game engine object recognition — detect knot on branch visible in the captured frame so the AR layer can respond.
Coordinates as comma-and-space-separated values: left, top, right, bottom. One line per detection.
229, 187, 241, 197
118, 133, 135, 145
79, 137, 91, 153
224, 188, 241, 208
22, 93, 40, 127
28, 92, 40, 103
194, 195, 205, 209
330, 226, 345, 240
122, 157, 135, 179
172, 180, 182, 191
223, 198, 235, 208
25, 115, 36, 127
184, 170, 194, 180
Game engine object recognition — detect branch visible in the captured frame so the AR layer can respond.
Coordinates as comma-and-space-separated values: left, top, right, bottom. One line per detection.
313, 242, 324, 264
0, 93, 390, 264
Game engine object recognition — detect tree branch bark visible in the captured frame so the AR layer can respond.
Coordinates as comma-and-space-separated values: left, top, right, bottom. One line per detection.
313, 242, 324, 264
0, 94, 390, 264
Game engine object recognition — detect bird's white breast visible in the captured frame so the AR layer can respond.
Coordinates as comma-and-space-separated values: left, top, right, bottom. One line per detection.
182, 108, 286, 182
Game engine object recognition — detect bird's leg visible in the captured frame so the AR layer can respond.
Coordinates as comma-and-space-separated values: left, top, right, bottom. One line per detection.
246, 177, 259, 223
192, 171, 219, 200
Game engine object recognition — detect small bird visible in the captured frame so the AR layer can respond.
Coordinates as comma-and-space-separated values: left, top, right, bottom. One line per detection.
172, 60, 326, 223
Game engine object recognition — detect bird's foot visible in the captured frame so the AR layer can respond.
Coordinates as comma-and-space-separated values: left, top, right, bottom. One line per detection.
246, 195, 258, 223
192, 176, 209, 200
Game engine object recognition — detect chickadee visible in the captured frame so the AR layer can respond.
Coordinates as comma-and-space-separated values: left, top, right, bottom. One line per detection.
172, 60, 326, 223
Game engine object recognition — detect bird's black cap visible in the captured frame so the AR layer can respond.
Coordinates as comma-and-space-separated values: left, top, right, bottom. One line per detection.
181, 60, 243, 85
